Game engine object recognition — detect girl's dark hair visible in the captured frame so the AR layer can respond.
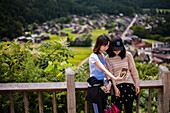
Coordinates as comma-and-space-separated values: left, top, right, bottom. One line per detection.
107, 36, 126, 59
93, 35, 110, 54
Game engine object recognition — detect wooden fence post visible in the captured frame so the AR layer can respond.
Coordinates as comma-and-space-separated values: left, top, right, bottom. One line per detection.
65, 67, 76, 113
163, 72, 170, 113
38, 92, 43, 113
53, 91, 58, 113
136, 93, 140, 113
85, 90, 88, 113
23, 92, 29, 113
9, 92, 15, 113
148, 88, 152, 113
159, 65, 170, 113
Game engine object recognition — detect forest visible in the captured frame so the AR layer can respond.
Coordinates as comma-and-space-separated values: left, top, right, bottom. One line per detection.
0, 0, 170, 40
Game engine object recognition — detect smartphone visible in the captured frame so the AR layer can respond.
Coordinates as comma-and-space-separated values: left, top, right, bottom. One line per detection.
120, 68, 128, 77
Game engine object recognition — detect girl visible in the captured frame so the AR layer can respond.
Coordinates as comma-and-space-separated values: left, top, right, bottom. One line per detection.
105, 36, 140, 113
85, 35, 124, 113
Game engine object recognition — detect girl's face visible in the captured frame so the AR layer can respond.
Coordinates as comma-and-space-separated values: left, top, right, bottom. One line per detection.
100, 41, 110, 53
113, 50, 121, 55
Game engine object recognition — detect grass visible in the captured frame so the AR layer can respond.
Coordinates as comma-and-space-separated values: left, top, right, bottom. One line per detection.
68, 47, 92, 66
70, 47, 92, 50
44, 28, 109, 65
46, 27, 109, 43
156, 9, 170, 12
90, 29, 109, 41
142, 39, 157, 44
143, 8, 170, 12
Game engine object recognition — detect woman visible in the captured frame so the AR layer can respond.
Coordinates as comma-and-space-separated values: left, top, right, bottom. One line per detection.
105, 36, 140, 113
85, 35, 124, 113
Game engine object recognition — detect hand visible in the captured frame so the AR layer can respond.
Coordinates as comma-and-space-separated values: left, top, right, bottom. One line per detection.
113, 74, 126, 81
114, 87, 120, 97
105, 82, 112, 93
135, 86, 140, 94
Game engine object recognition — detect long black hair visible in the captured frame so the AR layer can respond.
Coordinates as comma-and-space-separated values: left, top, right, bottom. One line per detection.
107, 36, 126, 59
93, 35, 110, 54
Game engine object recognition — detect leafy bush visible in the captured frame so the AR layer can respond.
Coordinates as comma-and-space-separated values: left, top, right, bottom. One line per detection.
0, 39, 75, 112
135, 63, 159, 113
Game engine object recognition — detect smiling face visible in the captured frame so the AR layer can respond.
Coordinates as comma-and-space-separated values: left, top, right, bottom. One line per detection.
113, 50, 121, 55
100, 41, 110, 53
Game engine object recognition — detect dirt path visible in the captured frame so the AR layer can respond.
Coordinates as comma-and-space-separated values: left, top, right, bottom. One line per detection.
76, 43, 94, 68
77, 57, 89, 69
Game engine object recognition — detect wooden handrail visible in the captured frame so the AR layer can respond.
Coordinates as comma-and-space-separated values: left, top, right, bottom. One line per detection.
0, 65, 169, 113
0, 80, 162, 92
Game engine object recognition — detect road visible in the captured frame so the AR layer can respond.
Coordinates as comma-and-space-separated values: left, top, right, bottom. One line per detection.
121, 14, 138, 39
77, 14, 138, 68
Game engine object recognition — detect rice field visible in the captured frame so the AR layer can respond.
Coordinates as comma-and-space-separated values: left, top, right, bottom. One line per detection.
68, 47, 92, 66
142, 39, 157, 44
90, 29, 109, 41
45, 28, 108, 65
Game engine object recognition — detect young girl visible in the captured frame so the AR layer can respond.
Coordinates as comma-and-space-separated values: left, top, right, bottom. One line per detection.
105, 36, 140, 113
85, 35, 124, 113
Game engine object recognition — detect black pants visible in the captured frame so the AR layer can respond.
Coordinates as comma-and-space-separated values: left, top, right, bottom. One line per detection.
114, 99, 133, 113
111, 83, 137, 113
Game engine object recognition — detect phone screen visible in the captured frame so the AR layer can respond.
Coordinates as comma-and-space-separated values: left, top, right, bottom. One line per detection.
121, 68, 128, 77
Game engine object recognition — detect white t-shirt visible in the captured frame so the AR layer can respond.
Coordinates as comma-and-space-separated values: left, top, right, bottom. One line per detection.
89, 53, 106, 80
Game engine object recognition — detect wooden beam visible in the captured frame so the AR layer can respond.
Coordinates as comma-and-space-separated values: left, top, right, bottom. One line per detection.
148, 88, 152, 113
0, 82, 67, 92
38, 92, 43, 113
163, 72, 170, 113
84, 90, 88, 113
136, 93, 140, 113
0, 80, 162, 92
66, 67, 76, 113
139, 80, 162, 88
23, 92, 29, 113
157, 88, 163, 113
9, 92, 15, 113
53, 91, 58, 113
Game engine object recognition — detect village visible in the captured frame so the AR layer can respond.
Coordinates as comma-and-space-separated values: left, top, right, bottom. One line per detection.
2, 13, 170, 66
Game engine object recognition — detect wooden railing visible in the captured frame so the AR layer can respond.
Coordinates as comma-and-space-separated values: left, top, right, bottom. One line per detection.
0, 66, 170, 113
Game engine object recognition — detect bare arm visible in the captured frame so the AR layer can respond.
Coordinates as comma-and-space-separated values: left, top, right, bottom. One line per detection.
94, 61, 123, 81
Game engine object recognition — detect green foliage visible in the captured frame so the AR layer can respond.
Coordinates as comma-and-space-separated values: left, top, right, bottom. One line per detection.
131, 25, 150, 38
135, 63, 159, 113
136, 63, 159, 80
68, 47, 92, 66
69, 34, 92, 47
0, 39, 75, 112
75, 63, 90, 82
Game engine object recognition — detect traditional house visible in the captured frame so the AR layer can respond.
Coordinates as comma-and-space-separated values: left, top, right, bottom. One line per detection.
35, 38, 42, 43
94, 21, 103, 28
137, 53, 150, 63
18, 36, 27, 42
152, 42, 164, 49
34, 29, 43, 35
153, 54, 170, 64
87, 20, 93, 26
152, 48, 170, 54
74, 36, 82, 46
128, 50, 138, 58
133, 41, 152, 50
41, 34, 50, 40
51, 29, 59, 35
152, 57, 164, 65
78, 27, 90, 34
1, 37, 10, 42
60, 31, 68, 36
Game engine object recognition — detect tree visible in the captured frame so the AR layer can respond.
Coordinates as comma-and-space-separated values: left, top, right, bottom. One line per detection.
131, 25, 150, 39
